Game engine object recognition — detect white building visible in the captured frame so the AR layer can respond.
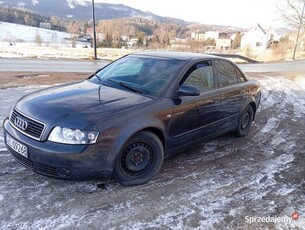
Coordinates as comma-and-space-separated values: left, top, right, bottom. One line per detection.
241, 24, 278, 50
39, 22, 51, 30
191, 32, 205, 42
205, 31, 219, 40
216, 37, 231, 51
127, 38, 138, 48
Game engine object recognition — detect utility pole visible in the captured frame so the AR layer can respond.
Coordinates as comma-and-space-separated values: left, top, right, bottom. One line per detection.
92, 0, 97, 60
292, 0, 305, 60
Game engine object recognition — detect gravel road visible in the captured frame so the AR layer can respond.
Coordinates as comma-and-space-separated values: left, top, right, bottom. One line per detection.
0, 72, 305, 229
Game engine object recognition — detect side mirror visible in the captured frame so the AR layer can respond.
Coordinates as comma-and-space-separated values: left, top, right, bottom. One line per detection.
178, 85, 200, 97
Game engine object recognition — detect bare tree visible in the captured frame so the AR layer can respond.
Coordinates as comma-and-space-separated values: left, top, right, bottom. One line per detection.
277, 0, 305, 58
277, 0, 305, 28
66, 21, 80, 47
232, 32, 242, 49
34, 30, 43, 46
50, 16, 60, 26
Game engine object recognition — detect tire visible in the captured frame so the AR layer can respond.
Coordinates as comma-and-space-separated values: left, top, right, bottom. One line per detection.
114, 131, 164, 186
234, 105, 254, 137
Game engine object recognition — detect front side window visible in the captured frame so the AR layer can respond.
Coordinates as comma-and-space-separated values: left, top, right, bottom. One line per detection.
215, 60, 238, 87
91, 55, 184, 96
182, 61, 215, 92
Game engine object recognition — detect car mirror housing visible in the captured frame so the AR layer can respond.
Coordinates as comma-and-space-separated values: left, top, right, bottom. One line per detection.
178, 85, 200, 97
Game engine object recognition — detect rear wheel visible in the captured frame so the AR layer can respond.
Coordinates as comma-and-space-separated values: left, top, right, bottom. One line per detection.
234, 105, 254, 137
114, 131, 164, 186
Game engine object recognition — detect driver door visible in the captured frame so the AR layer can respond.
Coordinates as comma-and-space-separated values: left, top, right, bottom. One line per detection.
170, 61, 220, 148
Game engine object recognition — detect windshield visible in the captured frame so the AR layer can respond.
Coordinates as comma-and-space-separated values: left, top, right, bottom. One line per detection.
91, 55, 184, 96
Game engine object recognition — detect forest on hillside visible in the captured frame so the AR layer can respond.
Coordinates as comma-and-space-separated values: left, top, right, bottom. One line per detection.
0, 7, 49, 27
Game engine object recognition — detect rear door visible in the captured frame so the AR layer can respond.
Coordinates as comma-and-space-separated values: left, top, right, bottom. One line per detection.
214, 59, 247, 131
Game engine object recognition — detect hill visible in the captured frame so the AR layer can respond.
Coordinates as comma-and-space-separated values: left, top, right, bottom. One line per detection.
0, 0, 188, 24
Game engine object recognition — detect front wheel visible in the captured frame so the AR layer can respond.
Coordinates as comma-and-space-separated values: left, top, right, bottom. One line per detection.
234, 105, 254, 137
114, 131, 164, 186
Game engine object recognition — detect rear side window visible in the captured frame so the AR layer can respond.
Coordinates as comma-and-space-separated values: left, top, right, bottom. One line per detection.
182, 61, 215, 92
215, 60, 238, 87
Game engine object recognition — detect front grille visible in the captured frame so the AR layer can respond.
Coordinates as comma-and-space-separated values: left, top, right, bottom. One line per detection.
10, 149, 34, 169
10, 153, 71, 179
10, 109, 46, 140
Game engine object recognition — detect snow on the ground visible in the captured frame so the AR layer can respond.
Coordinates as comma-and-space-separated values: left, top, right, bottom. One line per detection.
0, 21, 99, 59
0, 42, 91, 59
0, 21, 69, 43
0, 41, 132, 60
0, 21, 133, 60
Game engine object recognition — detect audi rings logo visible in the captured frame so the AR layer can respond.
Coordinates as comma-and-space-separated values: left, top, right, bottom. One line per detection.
14, 117, 28, 131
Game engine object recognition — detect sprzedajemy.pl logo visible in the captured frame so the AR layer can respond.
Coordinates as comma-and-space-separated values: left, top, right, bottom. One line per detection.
245, 211, 300, 224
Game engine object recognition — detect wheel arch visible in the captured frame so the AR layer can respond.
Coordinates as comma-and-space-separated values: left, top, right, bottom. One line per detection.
112, 119, 167, 165
140, 127, 166, 150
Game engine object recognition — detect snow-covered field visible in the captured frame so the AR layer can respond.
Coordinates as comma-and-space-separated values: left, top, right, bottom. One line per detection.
0, 21, 70, 44
0, 21, 88, 59
0, 21, 132, 60
0, 73, 305, 229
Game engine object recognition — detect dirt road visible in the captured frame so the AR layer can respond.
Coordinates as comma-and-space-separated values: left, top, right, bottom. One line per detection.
0, 72, 305, 229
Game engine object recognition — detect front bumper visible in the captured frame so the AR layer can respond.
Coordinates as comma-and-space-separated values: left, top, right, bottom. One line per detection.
3, 118, 113, 180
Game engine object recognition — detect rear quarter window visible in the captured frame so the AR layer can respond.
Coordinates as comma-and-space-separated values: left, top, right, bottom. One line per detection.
235, 67, 247, 82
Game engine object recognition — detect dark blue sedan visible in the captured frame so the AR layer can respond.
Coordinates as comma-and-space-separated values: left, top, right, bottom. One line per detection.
3, 51, 261, 185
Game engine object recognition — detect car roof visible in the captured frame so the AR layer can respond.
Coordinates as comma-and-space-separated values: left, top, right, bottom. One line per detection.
131, 51, 218, 61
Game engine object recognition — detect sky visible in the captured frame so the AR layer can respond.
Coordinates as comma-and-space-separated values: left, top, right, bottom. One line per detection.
92, 0, 282, 28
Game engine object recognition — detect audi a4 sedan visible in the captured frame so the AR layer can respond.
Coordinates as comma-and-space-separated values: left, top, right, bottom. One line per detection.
3, 51, 261, 186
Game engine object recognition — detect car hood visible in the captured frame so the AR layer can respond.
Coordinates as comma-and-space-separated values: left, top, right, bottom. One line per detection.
15, 80, 153, 129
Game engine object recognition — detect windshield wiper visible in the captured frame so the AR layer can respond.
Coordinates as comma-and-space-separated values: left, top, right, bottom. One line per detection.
92, 74, 113, 87
107, 79, 144, 94
93, 73, 102, 82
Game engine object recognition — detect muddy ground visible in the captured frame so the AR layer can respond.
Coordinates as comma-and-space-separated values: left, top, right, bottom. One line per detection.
0, 72, 305, 229
0, 72, 89, 89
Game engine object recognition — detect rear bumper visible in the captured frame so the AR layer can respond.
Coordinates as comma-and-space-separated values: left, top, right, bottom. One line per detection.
3, 118, 113, 180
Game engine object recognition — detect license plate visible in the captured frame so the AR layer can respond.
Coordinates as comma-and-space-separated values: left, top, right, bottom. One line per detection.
6, 134, 28, 158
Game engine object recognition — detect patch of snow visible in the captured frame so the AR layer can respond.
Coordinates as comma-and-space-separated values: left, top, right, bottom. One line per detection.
275, 186, 295, 196
122, 205, 195, 230
31, 0, 39, 6
67, 0, 88, 9
66, 0, 75, 8
17, 2, 26, 8
260, 117, 280, 134
270, 131, 286, 146
294, 75, 305, 89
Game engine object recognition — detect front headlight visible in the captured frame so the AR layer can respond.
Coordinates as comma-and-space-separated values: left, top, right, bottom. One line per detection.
48, 126, 99, 144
